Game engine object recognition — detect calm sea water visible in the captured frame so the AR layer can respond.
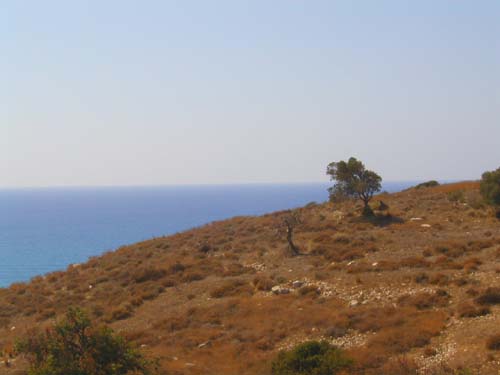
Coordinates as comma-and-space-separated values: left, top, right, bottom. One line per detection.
0, 182, 415, 287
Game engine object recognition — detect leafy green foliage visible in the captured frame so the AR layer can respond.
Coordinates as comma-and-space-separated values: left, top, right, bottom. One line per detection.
447, 190, 465, 203
480, 167, 500, 206
326, 157, 382, 216
15, 308, 157, 375
271, 341, 352, 375
415, 180, 440, 189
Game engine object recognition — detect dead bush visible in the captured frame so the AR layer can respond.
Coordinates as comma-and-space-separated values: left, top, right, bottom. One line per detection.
486, 334, 500, 350
210, 279, 253, 298
132, 266, 167, 283
252, 276, 274, 291
298, 285, 320, 297
107, 304, 133, 322
457, 303, 490, 318
398, 291, 449, 310
475, 287, 500, 305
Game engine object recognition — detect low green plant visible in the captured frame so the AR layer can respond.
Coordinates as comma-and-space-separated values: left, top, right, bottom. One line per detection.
415, 180, 440, 189
447, 190, 465, 203
15, 307, 157, 375
271, 341, 352, 375
480, 167, 500, 206
480, 167, 500, 218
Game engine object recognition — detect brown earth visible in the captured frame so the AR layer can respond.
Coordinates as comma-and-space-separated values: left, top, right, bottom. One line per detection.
1, 181, 499, 374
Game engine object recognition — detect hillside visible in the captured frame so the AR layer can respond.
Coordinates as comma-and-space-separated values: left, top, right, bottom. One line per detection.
1, 182, 499, 374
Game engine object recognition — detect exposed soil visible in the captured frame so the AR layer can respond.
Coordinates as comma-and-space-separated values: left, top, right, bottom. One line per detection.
1, 181, 499, 374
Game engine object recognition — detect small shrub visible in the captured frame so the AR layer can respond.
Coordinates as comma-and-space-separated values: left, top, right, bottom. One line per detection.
107, 304, 133, 322
298, 285, 320, 297
210, 279, 253, 298
414, 272, 429, 284
133, 267, 167, 283
480, 167, 500, 206
448, 190, 465, 203
486, 334, 500, 350
15, 308, 157, 375
199, 243, 211, 253
398, 291, 449, 310
271, 341, 352, 375
475, 287, 500, 305
415, 180, 440, 189
252, 276, 274, 291
168, 262, 186, 274
332, 233, 350, 244
457, 303, 490, 318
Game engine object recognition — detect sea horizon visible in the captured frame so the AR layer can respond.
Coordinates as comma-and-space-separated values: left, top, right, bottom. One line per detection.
1, 181, 422, 287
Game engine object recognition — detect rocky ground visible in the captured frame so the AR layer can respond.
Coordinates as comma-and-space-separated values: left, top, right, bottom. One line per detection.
1, 181, 499, 374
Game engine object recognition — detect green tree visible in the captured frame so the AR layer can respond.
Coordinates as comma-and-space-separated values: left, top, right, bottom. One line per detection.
480, 167, 500, 206
15, 308, 158, 375
326, 157, 382, 216
271, 341, 352, 375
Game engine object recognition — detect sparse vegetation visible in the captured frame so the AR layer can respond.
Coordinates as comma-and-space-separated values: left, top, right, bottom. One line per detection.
0, 181, 499, 374
480, 167, 500, 206
480, 167, 500, 218
15, 308, 157, 375
486, 334, 500, 351
271, 341, 352, 375
415, 180, 440, 189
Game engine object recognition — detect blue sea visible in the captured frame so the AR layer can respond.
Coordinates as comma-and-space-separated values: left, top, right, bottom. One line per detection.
0, 182, 415, 287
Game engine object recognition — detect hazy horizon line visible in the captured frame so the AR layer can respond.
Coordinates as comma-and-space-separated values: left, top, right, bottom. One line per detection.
0, 179, 470, 191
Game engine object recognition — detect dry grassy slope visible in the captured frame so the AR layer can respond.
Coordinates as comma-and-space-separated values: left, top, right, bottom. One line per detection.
1, 182, 500, 375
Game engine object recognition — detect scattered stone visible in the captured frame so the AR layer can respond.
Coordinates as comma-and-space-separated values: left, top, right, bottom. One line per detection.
198, 341, 211, 348
272, 285, 290, 295
421, 224, 432, 228
292, 280, 304, 288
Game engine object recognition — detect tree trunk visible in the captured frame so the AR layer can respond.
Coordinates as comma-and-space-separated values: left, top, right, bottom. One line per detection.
286, 226, 300, 256
362, 200, 374, 217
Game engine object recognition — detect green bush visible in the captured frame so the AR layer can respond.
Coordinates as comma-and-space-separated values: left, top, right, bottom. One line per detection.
480, 167, 500, 208
447, 190, 465, 203
271, 341, 352, 375
415, 180, 440, 189
16, 308, 157, 375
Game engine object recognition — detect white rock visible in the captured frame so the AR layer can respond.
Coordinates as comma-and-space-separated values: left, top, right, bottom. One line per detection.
198, 341, 211, 348
421, 224, 431, 228
292, 280, 304, 288
272, 285, 290, 295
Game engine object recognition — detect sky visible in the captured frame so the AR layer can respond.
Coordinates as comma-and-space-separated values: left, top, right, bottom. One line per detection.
2, 1, 499, 187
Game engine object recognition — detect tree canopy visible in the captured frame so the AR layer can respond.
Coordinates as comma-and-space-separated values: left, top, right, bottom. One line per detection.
326, 157, 382, 216
480, 167, 500, 207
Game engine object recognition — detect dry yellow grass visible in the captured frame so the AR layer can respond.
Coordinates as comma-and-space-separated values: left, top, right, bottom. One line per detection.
1, 181, 499, 374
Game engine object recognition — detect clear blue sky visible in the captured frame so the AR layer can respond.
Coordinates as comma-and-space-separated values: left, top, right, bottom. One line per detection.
2, 1, 499, 187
